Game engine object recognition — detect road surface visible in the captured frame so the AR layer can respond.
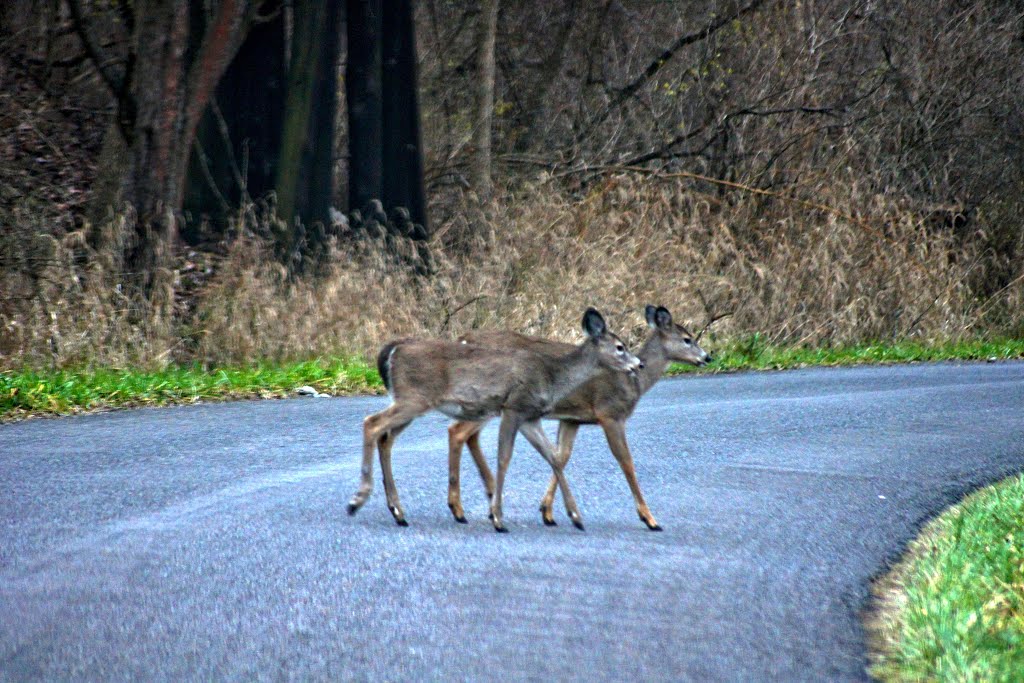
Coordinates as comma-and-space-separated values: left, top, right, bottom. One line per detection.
2, 362, 1023, 680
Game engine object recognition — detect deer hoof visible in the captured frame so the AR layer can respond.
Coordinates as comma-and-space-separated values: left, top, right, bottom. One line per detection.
639, 512, 663, 531
455, 515, 468, 524
494, 525, 509, 533
572, 519, 585, 531
543, 517, 557, 527
346, 502, 360, 516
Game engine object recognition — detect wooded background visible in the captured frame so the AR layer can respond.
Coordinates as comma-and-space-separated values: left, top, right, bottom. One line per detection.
2, 0, 1023, 366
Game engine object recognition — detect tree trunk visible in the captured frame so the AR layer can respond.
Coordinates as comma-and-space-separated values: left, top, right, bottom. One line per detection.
346, 0, 383, 214
470, 0, 498, 199
345, 0, 427, 235
306, 0, 343, 230
513, 0, 576, 152
184, 0, 286, 238
89, 0, 254, 293
275, 0, 342, 232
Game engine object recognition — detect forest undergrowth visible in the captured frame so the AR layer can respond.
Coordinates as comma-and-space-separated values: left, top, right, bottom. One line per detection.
3, 172, 1023, 372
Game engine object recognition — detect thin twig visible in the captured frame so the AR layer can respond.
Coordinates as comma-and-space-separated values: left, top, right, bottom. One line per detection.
440, 295, 488, 333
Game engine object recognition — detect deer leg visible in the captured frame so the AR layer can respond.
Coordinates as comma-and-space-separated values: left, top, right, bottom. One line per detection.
539, 421, 579, 526
348, 407, 392, 514
378, 422, 410, 524
599, 417, 661, 531
447, 420, 486, 523
519, 419, 584, 531
379, 421, 411, 526
348, 402, 419, 517
465, 424, 495, 499
489, 412, 522, 532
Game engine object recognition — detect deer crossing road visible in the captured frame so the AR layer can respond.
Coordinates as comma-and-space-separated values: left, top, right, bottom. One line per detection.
2, 362, 1023, 680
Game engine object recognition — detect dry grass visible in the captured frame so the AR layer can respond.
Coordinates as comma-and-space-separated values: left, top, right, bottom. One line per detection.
2, 173, 1022, 370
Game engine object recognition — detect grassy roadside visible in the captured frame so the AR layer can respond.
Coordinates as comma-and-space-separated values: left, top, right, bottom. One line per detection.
0, 358, 383, 421
667, 336, 1024, 374
2, 337, 1023, 422
867, 474, 1024, 681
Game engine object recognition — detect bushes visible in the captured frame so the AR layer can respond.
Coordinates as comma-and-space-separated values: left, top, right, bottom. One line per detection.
2, 173, 1021, 370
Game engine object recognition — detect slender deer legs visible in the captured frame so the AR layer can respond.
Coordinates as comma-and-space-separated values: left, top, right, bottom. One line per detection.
599, 418, 661, 531
537, 418, 661, 530
465, 427, 495, 498
490, 413, 585, 533
489, 413, 522, 532
539, 421, 580, 526
349, 403, 421, 520
447, 421, 491, 523
379, 422, 411, 525
518, 420, 584, 530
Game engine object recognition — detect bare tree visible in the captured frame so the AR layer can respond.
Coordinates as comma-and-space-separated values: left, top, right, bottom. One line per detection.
470, 0, 499, 198
69, 0, 260, 292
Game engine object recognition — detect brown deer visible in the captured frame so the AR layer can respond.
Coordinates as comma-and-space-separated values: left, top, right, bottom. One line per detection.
347, 308, 643, 532
447, 305, 710, 530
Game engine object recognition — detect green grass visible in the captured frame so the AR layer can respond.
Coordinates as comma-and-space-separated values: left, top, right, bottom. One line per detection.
868, 475, 1024, 681
0, 357, 383, 420
667, 336, 1024, 374
2, 337, 1023, 421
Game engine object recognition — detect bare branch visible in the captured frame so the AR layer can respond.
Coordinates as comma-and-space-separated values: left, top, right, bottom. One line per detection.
64, 0, 125, 98
576, 0, 769, 144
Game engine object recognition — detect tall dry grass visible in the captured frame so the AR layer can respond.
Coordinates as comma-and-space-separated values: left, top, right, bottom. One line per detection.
2, 173, 1021, 370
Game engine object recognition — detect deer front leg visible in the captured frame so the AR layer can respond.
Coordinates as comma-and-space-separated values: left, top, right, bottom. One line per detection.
519, 419, 584, 531
599, 417, 661, 531
447, 420, 486, 523
378, 421, 411, 526
489, 412, 522, 532
539, 421, 579, 526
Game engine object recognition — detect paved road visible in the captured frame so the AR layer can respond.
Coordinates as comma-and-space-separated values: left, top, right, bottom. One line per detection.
2, 362, 1023, 681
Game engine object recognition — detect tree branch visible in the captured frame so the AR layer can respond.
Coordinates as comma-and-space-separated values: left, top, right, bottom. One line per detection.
65, 0, 125, 97
576, 0, 768, 144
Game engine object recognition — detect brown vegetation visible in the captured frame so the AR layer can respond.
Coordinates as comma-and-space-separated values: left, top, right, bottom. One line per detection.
4, 173, 1020, 369
2, 1, 1023, 370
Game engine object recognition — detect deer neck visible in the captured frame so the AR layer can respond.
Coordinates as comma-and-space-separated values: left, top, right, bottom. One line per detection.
634, 333, 671, 394
548, 342, 604, 404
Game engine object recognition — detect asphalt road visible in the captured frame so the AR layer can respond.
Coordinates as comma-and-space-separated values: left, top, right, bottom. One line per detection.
2, 362, 1024, 681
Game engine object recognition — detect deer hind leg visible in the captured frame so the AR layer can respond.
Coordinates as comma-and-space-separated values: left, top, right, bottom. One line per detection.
519, 419, 584, 531
489, 412, 522, 532
599, 417, 661, 531
447, 420, 486, 523
465, 424, 495, 500
539, 421, 579, 526
348, 402, 419, 519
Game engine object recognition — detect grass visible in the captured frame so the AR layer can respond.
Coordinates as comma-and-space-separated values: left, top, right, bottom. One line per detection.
867, 475, 1024, 681
3, 337, 1022, 421
667, 336, 1024, 374
0, 357, 382, 421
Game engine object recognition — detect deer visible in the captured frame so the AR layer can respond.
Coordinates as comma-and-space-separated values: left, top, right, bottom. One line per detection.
346, 308, 643, 532
445, 305, 710, 531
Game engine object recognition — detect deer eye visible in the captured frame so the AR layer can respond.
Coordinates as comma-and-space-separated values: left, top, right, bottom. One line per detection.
615, 343, 625, 352
683, 338, 692, 346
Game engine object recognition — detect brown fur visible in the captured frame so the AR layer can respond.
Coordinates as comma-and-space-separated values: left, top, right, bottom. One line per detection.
447, 305, 709, 530
347, 308, 642, 531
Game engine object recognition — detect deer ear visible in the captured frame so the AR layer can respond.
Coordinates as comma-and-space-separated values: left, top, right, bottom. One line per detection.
654, 306, 673, 329
582, 308, 606, 338
644, 304, 658, 328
